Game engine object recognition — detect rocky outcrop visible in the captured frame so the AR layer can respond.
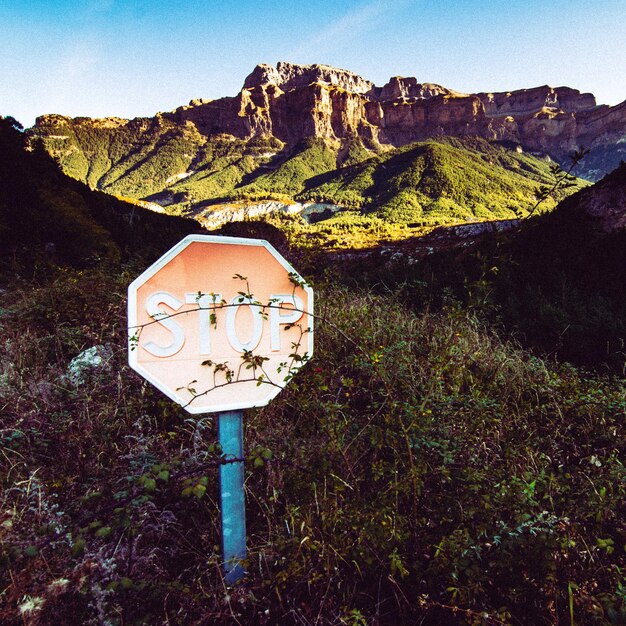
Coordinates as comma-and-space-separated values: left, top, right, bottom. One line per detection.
561, 161, 626, 231
167, 62, 625, 164
367, 94, 487, 145
477, 85, 597, 117
377, 77, 455, 100
33, 61, 626, 182
196, 200, 343, 229
244, 61, 374, 94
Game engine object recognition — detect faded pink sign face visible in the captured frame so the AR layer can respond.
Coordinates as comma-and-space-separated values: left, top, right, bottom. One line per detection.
128, 235, 314, 414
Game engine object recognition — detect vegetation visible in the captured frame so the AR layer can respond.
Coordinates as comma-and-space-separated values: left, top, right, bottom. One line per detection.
334, 163, 626, 374
1, 117, 198, 270
284, 211, 429, 250
34, 115, 207, 199
1, 264, 625, 625
2, 115, 625, 624
33, 119, 587, 228
237, 137, 338, 197
299, 137, 575, 225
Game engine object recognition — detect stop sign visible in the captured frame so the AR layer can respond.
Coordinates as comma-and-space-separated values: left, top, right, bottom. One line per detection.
128, 234, 314, 413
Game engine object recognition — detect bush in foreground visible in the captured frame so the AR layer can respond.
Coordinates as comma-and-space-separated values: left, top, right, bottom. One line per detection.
0, 269, 625, 625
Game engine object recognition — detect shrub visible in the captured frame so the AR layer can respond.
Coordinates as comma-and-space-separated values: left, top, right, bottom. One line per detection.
1, 273, 624, 624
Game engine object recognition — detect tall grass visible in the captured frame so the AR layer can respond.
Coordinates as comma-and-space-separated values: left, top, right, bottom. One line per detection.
1, 269, 624, 624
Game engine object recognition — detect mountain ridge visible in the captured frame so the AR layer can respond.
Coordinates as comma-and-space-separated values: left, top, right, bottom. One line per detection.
0, 116, 198, 269
36, 61, 625, 169
30, 62, 624, 224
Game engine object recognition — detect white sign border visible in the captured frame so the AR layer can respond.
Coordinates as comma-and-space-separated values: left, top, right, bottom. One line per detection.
128, 235, 314, 414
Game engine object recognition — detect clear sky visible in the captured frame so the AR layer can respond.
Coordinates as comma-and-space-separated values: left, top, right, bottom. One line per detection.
2, 0, 625, 128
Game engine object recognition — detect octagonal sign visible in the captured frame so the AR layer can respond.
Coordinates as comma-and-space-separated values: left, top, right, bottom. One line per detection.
128, 235, 313, 414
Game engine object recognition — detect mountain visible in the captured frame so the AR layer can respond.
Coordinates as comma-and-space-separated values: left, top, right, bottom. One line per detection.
338, 162, 626, 371
485, 163, 626, 369
557, 160, 626, 232
0, 117, 198, 271
30, 61, 624, 224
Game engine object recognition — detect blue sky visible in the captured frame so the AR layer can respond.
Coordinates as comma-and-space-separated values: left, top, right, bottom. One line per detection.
2, 0, 625, 127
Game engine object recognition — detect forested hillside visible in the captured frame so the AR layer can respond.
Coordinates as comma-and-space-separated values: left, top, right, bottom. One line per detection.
33, 112, 586, 226
0, 117, 197, 270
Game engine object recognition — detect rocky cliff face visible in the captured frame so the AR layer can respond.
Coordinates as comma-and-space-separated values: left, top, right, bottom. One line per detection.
561, 161, 626, 232
163, 62, 626, 165
243, 61, 374, 94
34, 61, 626, 182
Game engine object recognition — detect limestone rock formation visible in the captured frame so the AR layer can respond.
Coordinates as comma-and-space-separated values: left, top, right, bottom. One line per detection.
33, 61, 626, 183
167, 62, 626, 168
243, 61, 374, 94
562, 161, 626, 231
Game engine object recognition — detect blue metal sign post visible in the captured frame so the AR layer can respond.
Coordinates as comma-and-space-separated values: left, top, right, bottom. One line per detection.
218, 410, 246, 584
128, 235, 314, 587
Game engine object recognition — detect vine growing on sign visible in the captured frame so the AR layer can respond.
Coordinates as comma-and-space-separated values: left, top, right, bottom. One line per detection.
127, 234, 315, 413
129, 272, 314, 410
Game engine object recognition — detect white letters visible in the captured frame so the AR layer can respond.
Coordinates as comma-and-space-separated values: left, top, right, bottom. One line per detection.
143, 291, 305, 356
144, 291, 185, 357
226, 296, 263, 352
269, 295, 304, 351
185, 292, 223, 355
